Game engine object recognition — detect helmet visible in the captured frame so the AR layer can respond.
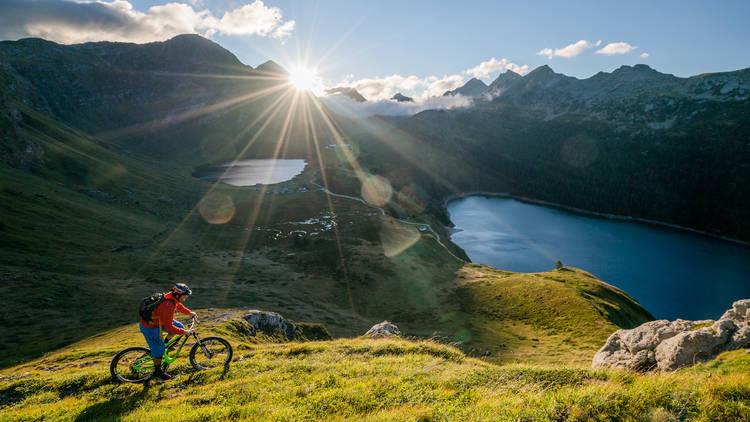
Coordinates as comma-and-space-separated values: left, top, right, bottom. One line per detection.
172, 283, 192, 296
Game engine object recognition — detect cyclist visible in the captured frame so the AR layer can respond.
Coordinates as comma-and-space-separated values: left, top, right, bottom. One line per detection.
139, 283, 197, 381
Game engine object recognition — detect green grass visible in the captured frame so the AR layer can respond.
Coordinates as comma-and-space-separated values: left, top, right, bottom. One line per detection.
0, 314, 748, 421
453, 264, 653, 366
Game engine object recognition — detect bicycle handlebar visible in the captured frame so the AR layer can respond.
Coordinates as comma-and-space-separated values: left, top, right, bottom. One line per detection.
188, 315, 198, 332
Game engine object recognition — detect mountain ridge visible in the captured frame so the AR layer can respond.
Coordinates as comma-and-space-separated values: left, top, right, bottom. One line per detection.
443, 77, 488, 97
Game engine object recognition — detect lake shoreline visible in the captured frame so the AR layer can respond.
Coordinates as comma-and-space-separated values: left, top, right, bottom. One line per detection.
442, 192, 750, 247
193, 159, 307, 187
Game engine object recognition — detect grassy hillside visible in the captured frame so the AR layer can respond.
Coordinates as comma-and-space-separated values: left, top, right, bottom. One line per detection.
455, 264, 653, 366
0, 310, 747, 421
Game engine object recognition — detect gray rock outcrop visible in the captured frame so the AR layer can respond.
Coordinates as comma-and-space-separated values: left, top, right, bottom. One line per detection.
364, 321, 402, 339
243, 310, 296, 339
593, 299, 750, 371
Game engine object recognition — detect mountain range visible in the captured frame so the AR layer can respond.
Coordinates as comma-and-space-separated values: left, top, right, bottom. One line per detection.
444, 63, 749, 108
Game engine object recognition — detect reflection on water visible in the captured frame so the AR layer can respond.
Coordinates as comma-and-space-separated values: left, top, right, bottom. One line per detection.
196, 159, 306, 186
448, 196, 750, 320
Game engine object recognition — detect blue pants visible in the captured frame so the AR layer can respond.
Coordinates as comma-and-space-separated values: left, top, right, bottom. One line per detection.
139, 320, 184, 358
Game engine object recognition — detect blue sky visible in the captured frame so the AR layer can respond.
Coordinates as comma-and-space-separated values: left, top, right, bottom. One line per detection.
2, 0, 749, 100
190, 0, 750, 78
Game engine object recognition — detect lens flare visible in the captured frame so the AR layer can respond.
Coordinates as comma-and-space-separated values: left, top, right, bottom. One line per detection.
199, 193, 236, 225
379, 218, 421, 258
361, 174, 393, 207
561, 134, 599, 168
396, 185, 427, 214
334, 140, 360, 163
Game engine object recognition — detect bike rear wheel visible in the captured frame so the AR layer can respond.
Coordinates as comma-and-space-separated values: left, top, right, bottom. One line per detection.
110, 346, 154, 383
190, 337, 233, 370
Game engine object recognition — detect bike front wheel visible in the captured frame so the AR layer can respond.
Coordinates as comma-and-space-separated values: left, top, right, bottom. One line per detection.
190, 336, 233, 370
110, 346, 154, 383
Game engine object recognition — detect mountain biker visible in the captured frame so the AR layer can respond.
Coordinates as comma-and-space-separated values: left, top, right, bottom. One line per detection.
139, 283, 197, 381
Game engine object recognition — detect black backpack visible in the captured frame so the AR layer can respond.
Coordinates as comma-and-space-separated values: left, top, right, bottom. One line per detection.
139, 293, 174, 323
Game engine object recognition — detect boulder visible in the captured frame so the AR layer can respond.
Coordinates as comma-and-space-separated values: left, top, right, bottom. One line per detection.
364, 321, 402, 339
593, 299, 750, 371
243, 310, 296, 339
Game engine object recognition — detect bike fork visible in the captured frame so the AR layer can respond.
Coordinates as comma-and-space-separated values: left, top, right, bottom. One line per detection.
194, 332, 213, 358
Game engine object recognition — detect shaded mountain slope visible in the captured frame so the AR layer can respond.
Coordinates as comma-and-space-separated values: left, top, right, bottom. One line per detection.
0, 35, 317, 164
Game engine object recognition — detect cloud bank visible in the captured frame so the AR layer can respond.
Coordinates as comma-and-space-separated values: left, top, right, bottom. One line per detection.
465, 57, 529, 78
537, 39, 601, 59
336, 57, 528, 103
0, 0, 295, 44
596, 42, 638, 56
321, 94, 473, 118
338, 73, 464, 102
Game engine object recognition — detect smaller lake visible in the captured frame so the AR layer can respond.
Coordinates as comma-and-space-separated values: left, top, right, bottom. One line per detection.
195, 159, 306, 186
448, 196, 750, 320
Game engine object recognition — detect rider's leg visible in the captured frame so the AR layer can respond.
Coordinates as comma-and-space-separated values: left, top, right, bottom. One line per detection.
139, 322, 167, 369
163, 320, 185, 349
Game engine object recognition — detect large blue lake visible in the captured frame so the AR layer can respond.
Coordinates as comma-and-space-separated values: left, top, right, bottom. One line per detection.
447, 196, 750, 320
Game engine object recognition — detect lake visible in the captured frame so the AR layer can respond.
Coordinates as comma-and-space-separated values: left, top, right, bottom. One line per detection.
195, 159, 307, 186
447, 196, 750, 320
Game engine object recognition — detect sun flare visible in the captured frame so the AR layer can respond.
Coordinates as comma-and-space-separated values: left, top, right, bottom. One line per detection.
289, 66, 322, 94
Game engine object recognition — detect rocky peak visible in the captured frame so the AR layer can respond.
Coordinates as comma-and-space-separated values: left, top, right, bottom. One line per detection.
443, 78, 488, 97
528, 64, 555, 76
488, 70, 522, 95
523, 65, 565, 83
391, 92, 414, 102
255, 60, 288, 75
610, 64, 672, 81
490, 69, 521, 83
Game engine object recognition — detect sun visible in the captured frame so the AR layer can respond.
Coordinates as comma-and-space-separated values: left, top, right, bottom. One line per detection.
289, 66, 323, 94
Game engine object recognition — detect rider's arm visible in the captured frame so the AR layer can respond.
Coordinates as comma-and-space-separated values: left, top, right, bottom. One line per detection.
175, 300, 192, 315
158, 302, 186, 335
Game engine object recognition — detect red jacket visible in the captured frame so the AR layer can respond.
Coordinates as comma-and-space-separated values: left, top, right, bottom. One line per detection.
140, 291, 192, 335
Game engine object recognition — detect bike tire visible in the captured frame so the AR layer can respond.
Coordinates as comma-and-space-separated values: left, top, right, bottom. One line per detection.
189, 336, 233, 370
110, 346, 154, 383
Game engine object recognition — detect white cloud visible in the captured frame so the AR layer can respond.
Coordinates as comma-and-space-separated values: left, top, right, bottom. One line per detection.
0, 0, 295, 44
338, 73, 465, 102
422, 74, 465, 99
640, 52, 649, 58
596, 42, 638, 56
217, 2, 294, 37
537, 39, 601, 59
335, 56, 528, 103
465, 57, 529, 78
321, 94, 472, 118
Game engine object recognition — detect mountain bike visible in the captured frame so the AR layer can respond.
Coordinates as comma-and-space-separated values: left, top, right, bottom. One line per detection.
110, 316, 233, 383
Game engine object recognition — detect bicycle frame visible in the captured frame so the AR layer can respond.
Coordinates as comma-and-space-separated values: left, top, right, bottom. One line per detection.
132, 317, 199, 371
